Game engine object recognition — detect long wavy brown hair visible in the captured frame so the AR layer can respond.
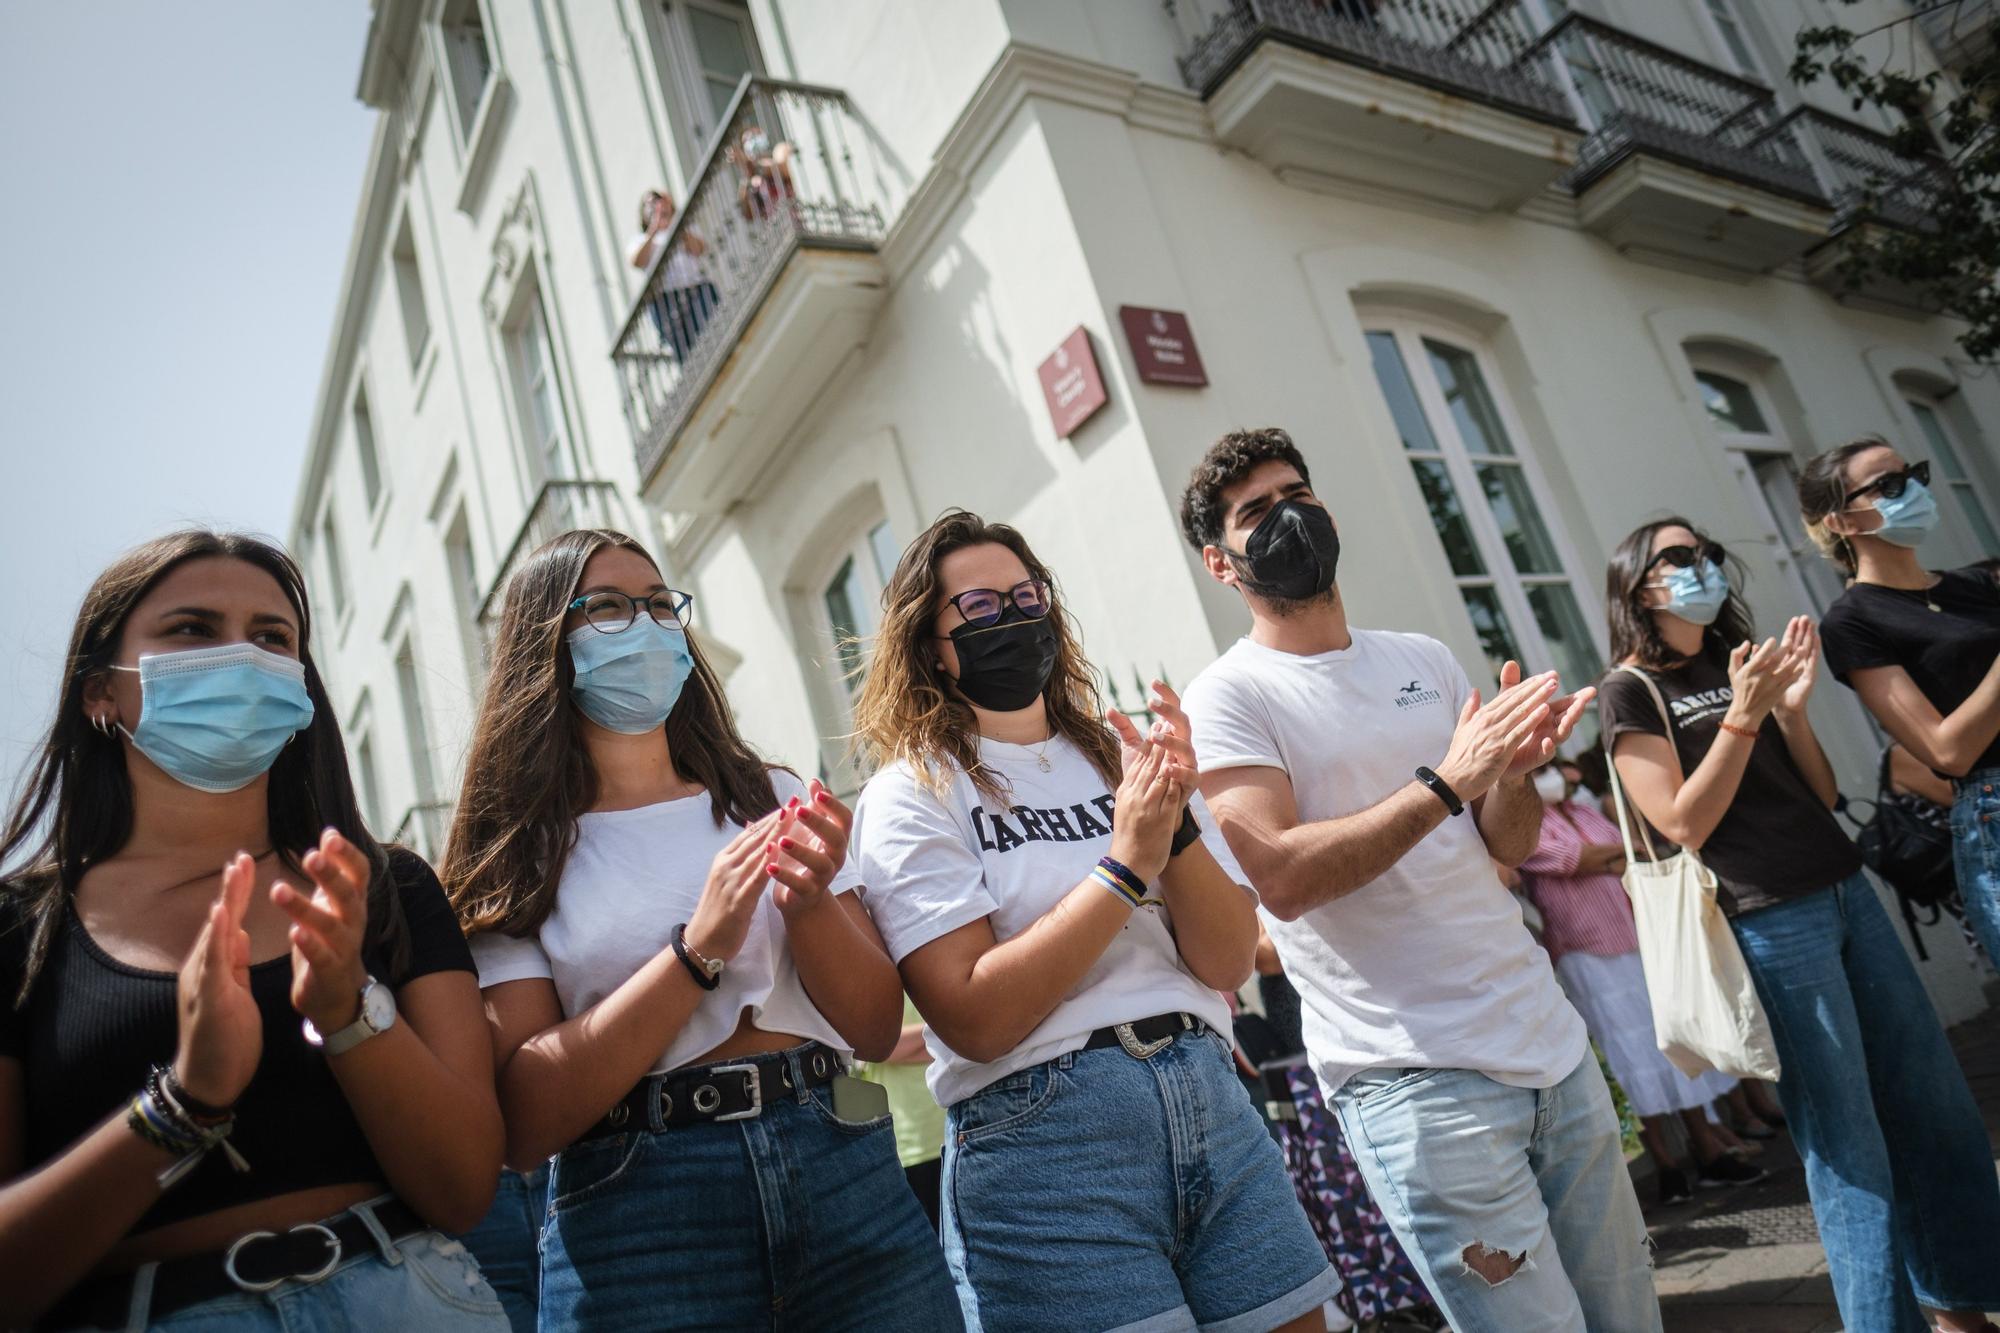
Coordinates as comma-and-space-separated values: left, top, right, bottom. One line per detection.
443, 529, 780, 938
1, 530, 400, 1003
851, 509, 1119, 802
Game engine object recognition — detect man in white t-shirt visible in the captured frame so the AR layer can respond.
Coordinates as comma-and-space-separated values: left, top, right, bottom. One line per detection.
1176, 429, 1660, 1332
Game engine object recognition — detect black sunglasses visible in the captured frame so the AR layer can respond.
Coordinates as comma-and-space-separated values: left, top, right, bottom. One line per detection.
1843, 460, 1929, 506
1644, 540, 1727, 576
943, 579, 1052, 629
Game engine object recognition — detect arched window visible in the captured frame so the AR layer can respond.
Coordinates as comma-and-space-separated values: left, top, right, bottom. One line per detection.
819, 517, 900, 695
1362, 319, 1603, 690
1902, 387, 2000, 555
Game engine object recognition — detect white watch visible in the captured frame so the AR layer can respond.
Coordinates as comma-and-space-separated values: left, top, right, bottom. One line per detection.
303, 976, 396, 1056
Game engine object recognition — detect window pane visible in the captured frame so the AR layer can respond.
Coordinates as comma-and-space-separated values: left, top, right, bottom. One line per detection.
867, 519, 898, 585
1424, 338, 1516, 457
1409, 459, 1485, 576
1460, 585, 1524, 681
1908, 401, 2000, 550
1908, 400, 1967, 481
1695, 371, 1769, 434
1365, 331, 1440, 453
1524, 583, 1602, 687
690, 8, 753, 75
1704, 0, 1762, 77
1748, 455, 1845, 613
823, 557, 867, 685
1475, 463, 1563, 575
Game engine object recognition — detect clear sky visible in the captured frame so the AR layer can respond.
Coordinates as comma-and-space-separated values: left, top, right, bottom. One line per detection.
0, 4, 374, 805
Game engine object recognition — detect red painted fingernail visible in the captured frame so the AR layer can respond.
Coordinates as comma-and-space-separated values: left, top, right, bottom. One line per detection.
767, 863, 780, 874
779, 837, 795, 850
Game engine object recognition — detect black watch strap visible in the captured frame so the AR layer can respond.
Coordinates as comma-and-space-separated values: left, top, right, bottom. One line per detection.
1169, 805, 1202, 857
671, 923, 722, 991
1414, 766, 1465, 817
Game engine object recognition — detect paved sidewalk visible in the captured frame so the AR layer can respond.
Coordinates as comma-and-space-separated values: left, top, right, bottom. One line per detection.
1645, 980, 2000, 1332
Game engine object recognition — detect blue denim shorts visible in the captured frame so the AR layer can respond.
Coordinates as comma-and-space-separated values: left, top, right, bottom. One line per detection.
455, 1163, 550, 1332
943, 1027, 1338, 1333
539, 1045, 959, 1331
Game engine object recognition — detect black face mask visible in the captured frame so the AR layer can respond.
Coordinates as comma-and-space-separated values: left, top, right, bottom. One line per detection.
1224, 498, 1340, 602
947, 607, 1059, 712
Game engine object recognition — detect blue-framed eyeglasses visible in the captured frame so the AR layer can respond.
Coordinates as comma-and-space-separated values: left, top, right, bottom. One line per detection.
568, 589, 694, 634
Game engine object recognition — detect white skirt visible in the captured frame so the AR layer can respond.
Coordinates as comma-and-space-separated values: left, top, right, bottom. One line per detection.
1555, 950, 1737, 1117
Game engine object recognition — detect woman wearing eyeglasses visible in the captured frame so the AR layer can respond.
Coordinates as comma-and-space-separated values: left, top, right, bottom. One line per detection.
1599, 517, 2000, 1333
440, 528, 957, 1331
848, 510, 1337, 1333
1801, 437, 2000, 972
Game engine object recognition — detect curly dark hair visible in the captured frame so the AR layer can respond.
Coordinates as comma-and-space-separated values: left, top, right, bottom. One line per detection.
1177, 428, 1313, 550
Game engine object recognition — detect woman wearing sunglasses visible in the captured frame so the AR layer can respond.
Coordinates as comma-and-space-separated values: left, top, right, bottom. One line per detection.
441, 529, 956, 1330
1801, 437, 2000, 971
1599, 518, 2000, 1333
0, 531, 507, 1330
849, 510, 1336, 1333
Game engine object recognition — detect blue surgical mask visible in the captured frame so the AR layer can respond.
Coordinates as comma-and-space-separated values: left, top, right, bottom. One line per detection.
1868, 478, 1941, 548
1654, 558, 1729, 627
113, 643, 315, 793
567, 619, 692, 734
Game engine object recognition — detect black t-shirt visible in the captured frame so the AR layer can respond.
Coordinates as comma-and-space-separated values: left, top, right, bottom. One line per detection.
1597, 656, 1862, 916
0, 847, 474, 1234
1821, 566, 2000, 776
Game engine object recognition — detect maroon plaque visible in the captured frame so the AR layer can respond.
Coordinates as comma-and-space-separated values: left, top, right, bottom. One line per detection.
1119, 306, 1208, 387
1037, 326, 1109, 438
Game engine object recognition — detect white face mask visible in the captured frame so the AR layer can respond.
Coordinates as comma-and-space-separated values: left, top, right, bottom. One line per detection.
1533, 768, 1568, 805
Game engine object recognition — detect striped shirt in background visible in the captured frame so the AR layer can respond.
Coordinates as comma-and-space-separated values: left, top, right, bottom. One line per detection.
1519, 800, 1640, 964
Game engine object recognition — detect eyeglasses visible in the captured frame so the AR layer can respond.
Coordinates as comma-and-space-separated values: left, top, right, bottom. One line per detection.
943, 579, 1051, 629
568, 589, 694, 634
1644, 540, 1726, 576
1843, 460, 1929, 506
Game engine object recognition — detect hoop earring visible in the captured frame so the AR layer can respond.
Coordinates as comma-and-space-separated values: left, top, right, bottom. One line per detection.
93, 714, 116, 739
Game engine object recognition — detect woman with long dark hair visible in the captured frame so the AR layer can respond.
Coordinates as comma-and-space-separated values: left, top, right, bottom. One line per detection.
1799, 436, 2000, 969
1599, 517, 1999, 1333
441, 528, 955, 1331
0, 530, 506, 1330
848, 510, 1336, 1332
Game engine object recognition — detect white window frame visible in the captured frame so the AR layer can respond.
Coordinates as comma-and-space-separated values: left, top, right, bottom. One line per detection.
392, 628, 439, 808
351, 378, 385, 520
652, 0, 765, 172
390, 210, 432, 374
317, 501, 350, 627
349, 692, 384, 832
1363, 315, 1607, 685
1902, 387, 2000, 557
504, 278, 580, 489
1693, 0, 1772, 87
806, 514, 897, 794
437, 0, 494, 142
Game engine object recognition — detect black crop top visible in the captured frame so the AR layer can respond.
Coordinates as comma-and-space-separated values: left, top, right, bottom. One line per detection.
0, 848, 474, 1234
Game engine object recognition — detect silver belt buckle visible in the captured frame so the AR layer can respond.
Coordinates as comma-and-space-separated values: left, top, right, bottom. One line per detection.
224, 1221, 342, 1292
1114, 1022, 1174, 1060
696, 1061, 764, 1121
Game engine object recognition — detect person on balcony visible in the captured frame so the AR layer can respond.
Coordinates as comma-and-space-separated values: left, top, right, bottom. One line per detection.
849, 509, 1339, 1333
441, 528, 957, 1332
1174, 430, 1654, 1331
0, 531, 509, 1330
1600, 514, 2000, 1333
626, 189, 719, 365
730, 125, 796, 224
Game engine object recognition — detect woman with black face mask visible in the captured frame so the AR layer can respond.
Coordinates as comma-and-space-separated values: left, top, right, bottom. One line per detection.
848, 510, 1338, 1333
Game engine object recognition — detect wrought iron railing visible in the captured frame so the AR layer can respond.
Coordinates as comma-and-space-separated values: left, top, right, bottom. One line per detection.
613, 77, 891, 487
1169, 0, 1571, 123
391, 800, 454, 863
1517, 14, 1820, 201
1756, 105, 1946, 232
477, 478, 623, 625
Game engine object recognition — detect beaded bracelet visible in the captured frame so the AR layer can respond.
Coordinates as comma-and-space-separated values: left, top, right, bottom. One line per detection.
126, 1065, 251, 1190
1717, 720, 1759, 740
1092, 856, 1150, 910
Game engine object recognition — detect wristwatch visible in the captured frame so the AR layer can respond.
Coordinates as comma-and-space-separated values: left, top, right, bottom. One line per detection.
303, 976, 397, 1055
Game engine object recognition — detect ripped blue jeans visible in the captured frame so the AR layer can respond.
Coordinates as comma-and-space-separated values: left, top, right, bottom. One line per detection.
1331, 1052, 1659, 1333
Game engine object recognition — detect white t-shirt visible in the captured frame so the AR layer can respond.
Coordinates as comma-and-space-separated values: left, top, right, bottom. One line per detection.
853, 734, 1249, 1107
469, 769, 860, 1075
1182, 630, 1586, 1095
625, 230, 701, 288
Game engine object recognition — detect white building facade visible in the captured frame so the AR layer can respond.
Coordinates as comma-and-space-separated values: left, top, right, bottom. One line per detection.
295, 0, 2000, 1021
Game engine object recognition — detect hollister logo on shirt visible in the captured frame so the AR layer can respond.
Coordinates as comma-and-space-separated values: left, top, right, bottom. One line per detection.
1394, 680, 1444, 709
1670, 686, 1733, 725
972, 796, 1117, 853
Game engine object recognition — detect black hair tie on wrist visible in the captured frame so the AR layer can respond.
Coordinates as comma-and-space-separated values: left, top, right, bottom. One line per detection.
1169, 805, 1201, 857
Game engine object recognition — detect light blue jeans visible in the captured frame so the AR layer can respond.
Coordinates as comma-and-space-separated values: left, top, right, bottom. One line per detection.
1330, 1051, 1659, 1333
86, 1200, 508, 1331
1731, 871, 2000, 1332
456, 1164, 550, 1333
1950, 767, 2000, 969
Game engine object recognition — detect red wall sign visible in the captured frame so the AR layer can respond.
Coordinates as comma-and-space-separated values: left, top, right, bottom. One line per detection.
1037, 326, 1109, 438
1119, 305, 1208, 387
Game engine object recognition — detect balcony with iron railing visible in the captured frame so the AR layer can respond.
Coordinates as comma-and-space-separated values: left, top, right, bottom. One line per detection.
391, 800, 454, 864
613, 77, 894, 512
1166, 0, 1584, 213
1516, 14, 1832, 272
477, 478, 624, 626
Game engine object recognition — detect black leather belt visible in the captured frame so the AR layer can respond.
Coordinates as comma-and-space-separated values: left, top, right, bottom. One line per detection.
579, 1042, 844, 1143
1083, 1012, 1207, 1058
44, 1197, 425, 1330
